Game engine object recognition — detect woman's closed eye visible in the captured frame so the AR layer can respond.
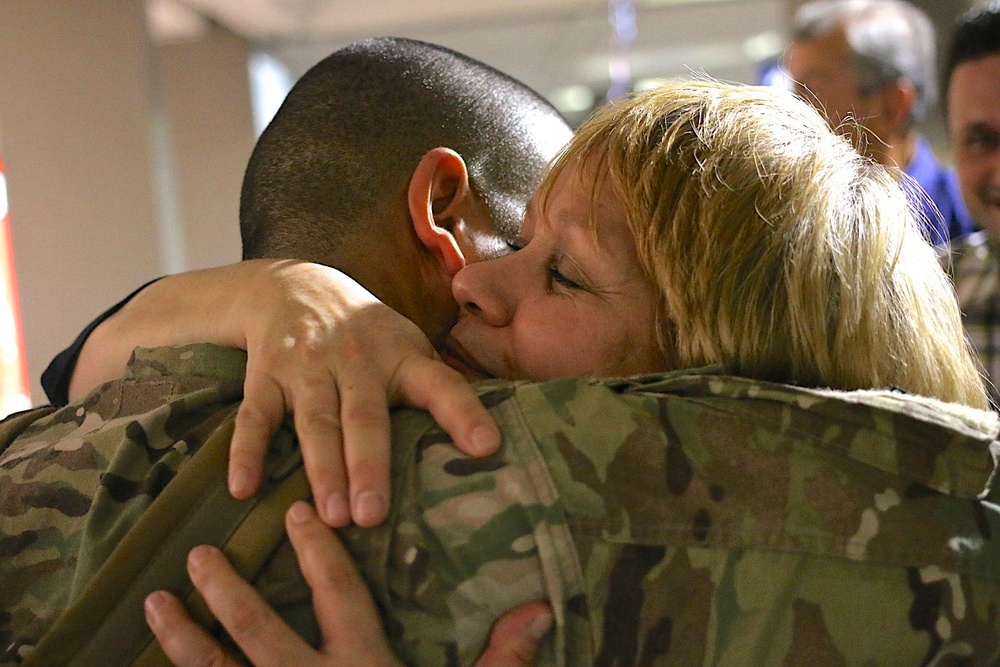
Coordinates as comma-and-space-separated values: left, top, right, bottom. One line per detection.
547, 262, 583, 290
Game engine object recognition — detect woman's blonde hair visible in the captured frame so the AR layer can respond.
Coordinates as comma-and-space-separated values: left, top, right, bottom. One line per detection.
541, 79, 987, 409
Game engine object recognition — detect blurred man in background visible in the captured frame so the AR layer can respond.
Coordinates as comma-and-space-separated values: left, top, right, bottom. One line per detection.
942, 2, 1000, 408
784, 0, 974, 246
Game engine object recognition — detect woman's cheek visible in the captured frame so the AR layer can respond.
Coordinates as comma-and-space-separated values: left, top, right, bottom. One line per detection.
515, 325, 569, 380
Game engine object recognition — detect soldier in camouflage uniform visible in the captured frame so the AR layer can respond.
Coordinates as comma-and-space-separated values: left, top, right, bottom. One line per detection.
7, 74, 998, 666
3, 34, 574, 666
3, 345, 1000, 665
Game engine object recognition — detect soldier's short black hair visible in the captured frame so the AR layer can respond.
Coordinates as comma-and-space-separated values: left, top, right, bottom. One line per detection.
239, 37, 567, 264
943, 2, 1000, 111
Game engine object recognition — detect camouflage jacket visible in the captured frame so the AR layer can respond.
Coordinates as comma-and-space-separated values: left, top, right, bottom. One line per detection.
2, 344, 1000, 666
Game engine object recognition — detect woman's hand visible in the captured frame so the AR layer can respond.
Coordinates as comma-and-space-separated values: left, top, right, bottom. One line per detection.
144, 502, 552, 667
225, 260, 500, 527
70, 259, 501, 527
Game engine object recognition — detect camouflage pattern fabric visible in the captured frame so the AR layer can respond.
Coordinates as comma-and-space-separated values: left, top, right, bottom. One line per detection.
0, 346, 246, 664
2, 344, 1000, 666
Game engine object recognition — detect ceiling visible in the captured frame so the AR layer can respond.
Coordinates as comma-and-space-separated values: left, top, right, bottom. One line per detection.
147, 0, 791, 124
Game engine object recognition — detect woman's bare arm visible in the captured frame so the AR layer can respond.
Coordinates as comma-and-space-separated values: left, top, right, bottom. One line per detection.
66, 259, 500, 528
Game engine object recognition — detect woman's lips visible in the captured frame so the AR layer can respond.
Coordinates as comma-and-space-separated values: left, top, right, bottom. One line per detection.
440, 338, 493, 380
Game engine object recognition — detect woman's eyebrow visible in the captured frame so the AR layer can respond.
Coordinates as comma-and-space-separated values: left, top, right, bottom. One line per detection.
553, 206, 591, 230
559, 213, 608, 275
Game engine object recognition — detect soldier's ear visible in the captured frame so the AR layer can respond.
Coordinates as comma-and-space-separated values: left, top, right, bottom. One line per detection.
407, 147, 469, 277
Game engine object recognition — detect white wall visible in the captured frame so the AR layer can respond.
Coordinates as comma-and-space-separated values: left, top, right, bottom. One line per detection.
0, 1, 253, 405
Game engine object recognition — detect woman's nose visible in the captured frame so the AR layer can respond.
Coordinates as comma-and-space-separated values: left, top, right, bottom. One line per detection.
452, 254, 518, 327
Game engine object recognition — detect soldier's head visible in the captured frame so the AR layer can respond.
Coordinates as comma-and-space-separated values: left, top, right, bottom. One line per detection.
238, 37, 571, 345
944, 2, 1000, 236
448, 79, 987, 409
784, 0, 936, 166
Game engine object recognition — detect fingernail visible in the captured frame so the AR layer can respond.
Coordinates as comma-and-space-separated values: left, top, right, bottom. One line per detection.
144, 591, 167, 628
324, 493, 350, 527
229, 466, 253, 498
288, 500, 314, 525
471, 424, 500, 454
353, 490, 388, 527
530, 611, 554, 640
188, 544, 215, 571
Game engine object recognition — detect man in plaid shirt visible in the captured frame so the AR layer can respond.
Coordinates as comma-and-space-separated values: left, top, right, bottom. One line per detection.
943, 2, 1000, 408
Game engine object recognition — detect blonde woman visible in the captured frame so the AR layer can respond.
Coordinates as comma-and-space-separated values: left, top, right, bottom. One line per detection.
448, 79, 986, 407
15, 76, 999, 665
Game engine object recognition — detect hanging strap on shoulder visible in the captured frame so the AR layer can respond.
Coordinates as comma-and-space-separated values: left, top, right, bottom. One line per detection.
23, 419, 310, 667
0, 405, 56, 456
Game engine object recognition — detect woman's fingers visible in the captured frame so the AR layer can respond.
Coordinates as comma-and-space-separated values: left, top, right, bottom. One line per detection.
145, 590, 243, 667
183, 545, 317, 667
285, 502, 404, 664
334, 374, 392, 527
148, 504, 549, 667
474, 602, 553, 667
228, 372, 286, 500
393, 354, 501, 457
286, 371, 352, 528
224, 261, 500, 531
